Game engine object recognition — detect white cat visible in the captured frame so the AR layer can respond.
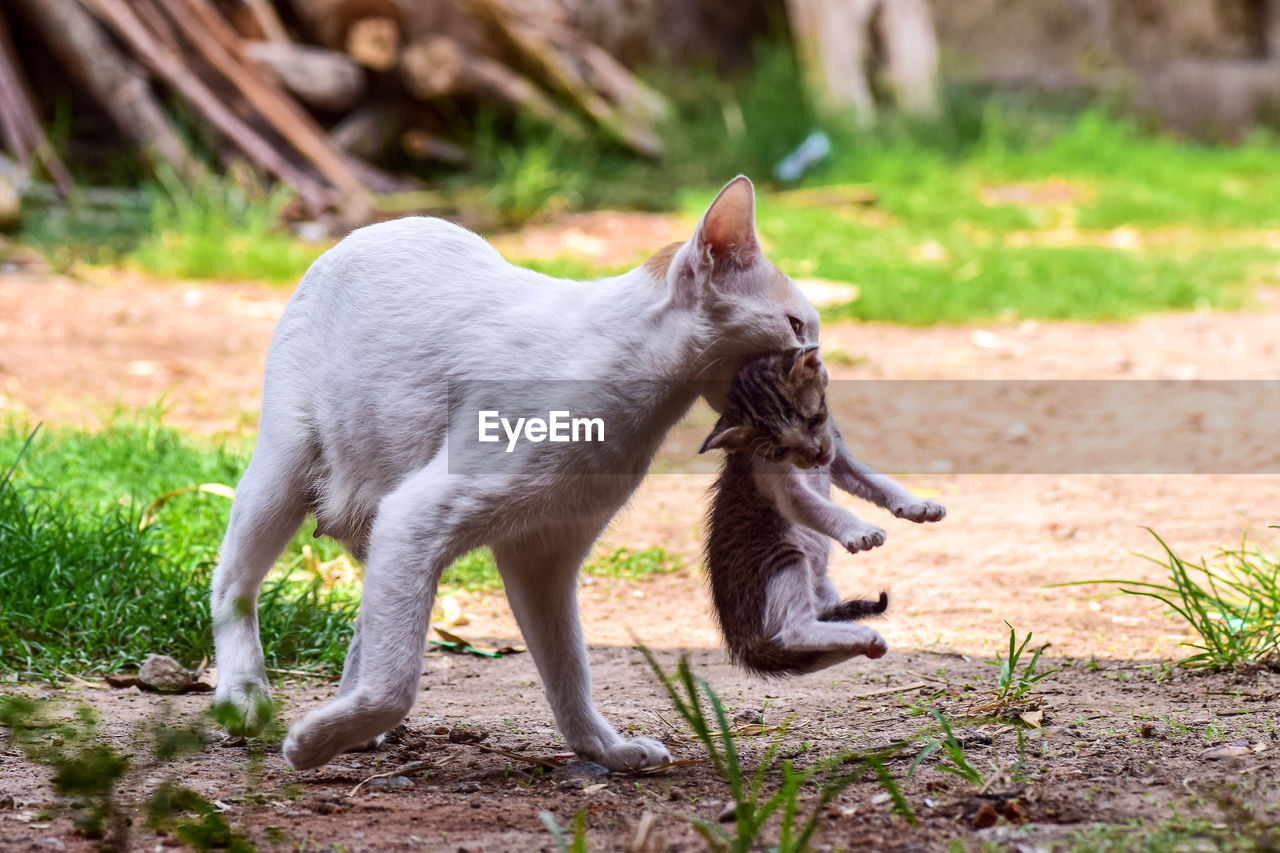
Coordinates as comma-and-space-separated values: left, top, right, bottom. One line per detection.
210, 176, 824, 772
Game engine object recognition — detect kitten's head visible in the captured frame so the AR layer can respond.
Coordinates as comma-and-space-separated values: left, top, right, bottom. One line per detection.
699, 344, 834, 469
647, 176, 820, 374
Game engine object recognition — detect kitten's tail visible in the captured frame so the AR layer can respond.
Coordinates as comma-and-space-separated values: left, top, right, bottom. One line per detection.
819, 591, 889, 623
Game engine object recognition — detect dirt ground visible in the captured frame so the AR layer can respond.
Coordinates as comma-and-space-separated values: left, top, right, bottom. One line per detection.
1, 220, 1279, 851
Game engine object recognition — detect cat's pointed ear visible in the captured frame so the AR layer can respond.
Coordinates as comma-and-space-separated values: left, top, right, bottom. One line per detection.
688, 176, 761, 272
786, 344, 822, 379
699, 418, 749, 454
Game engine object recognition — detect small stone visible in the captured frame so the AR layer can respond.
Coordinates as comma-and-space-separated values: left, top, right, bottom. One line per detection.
1200, 743, 1252, 761
453, 781, 482, 794
733, 709, 763, 725
137, 655, 194, 693
551, 761, 609, 789
434, 726, 450, 736
718, 802, 737, 823
448, 726, 488, 744
460, 767, 531, 783
972, 802, 999, 829
1140, 722, 1157, 739
368, 775, 413, 790
1002, 800, 1027, 823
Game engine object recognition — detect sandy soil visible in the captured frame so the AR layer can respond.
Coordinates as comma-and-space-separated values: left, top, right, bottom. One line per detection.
1, 220, 1278, 850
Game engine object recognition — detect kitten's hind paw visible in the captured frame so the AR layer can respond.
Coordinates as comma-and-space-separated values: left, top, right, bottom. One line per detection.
212, 682, 274, 737
843, 526, 886, 554
891, 499, 946, 524
849, 627, 888, 660
582, 736, 671, 773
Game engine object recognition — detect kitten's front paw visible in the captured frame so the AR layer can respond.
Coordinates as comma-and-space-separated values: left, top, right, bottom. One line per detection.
584, 736, 671, 773
891, 499, 946, 524
843, 525, 886, 554
212, 681, 273, 737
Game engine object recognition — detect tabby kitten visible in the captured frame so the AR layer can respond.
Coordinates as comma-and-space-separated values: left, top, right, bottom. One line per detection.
701, 345, 891, 676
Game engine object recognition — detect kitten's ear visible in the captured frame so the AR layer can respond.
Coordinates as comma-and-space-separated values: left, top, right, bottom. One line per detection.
699, 418, 749, 454
787, 344, 822, 379
687, 176, 761, 274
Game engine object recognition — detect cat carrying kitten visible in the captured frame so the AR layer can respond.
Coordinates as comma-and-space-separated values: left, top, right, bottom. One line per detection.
211, 176, 825, 773
701, 345, 944, 676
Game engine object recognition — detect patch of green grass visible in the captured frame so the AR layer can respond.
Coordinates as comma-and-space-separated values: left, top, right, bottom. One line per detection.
0, 420, 354, 680
1063, 792, 1280, 853
0, 416, 686, 680
0, 696, 131, 840
486, 51, 1280, 325
127, 172, 326, 282
586, 546, 685, 580
19, 172, 325, 283
641, 648, 921, 852
1058, 529, 1280, 671
981, 623, 1058, 710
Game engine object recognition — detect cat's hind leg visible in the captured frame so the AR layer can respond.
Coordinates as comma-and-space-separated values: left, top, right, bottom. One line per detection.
282, 458, 470, 770
494, 533, 671, 772
211, 434, 309, 736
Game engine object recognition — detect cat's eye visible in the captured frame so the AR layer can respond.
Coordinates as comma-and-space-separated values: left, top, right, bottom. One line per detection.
808, 412, 827, 428
788, 315, 804, 339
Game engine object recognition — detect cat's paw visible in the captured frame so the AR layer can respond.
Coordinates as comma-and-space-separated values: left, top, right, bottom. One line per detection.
212, 681, 274, 737
583, 736, 671, 773
843, 525, 886, 554
598, 736, 671, 772
282, 718, 346, 771
890, 498, 946, 524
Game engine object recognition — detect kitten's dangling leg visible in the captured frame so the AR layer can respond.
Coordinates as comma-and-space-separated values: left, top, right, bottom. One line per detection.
764, 566, 888, 661
282, 457, 468, 771
210, 434, 308, 736
494, 534, 672, 772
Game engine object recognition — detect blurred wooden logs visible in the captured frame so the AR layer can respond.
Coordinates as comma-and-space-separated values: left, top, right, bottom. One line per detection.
401, 36, 587, 140
243, 41, 364, 112
11, 0, 199, 181
464, 0, 668, 156
287, 0, 403, 69
0, 9, 71, 195
0, 0, 670, 222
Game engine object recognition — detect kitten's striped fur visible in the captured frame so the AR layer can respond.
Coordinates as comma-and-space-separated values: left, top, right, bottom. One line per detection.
702, 347, 889, 677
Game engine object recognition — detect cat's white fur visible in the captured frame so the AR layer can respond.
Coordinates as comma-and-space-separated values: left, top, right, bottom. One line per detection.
210, 176, 823, 772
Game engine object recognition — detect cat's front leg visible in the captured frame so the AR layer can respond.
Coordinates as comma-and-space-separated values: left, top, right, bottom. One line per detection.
829, 429, 946, 523
494, 535, 671, 773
